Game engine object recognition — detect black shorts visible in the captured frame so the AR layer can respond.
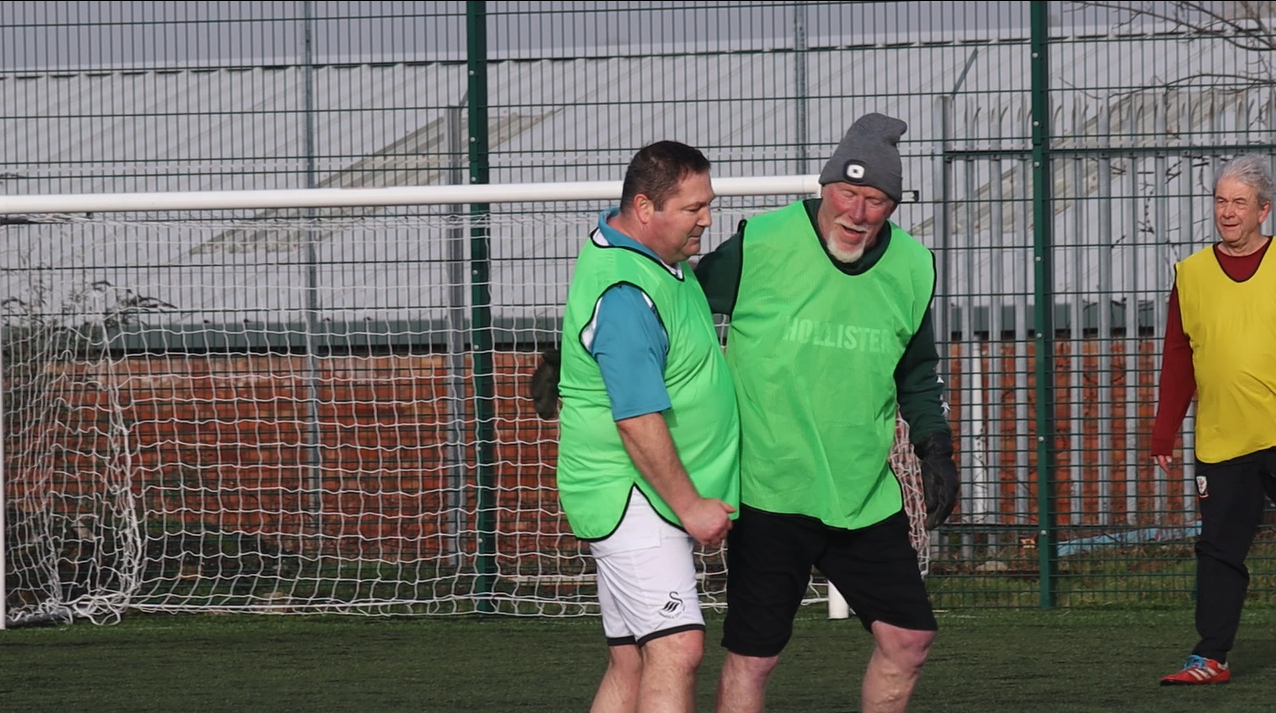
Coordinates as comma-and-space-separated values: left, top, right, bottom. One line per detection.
721, 505, 937, 658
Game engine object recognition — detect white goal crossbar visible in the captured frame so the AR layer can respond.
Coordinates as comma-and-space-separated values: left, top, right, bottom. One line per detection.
0, 176, 822, 215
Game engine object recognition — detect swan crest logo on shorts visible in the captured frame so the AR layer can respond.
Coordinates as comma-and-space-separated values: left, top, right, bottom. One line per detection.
1196, 475, 1209, 498
844, 161, 867, 181
659, 591, 684, 619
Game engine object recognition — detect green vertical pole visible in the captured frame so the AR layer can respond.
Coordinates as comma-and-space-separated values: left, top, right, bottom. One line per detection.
301, 0, 325, 555
466, 0, 497, 614
1030, 1, 1059, 608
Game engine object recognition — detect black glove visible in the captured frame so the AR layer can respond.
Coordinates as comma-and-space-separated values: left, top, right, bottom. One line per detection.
529, 346, 561, 419
914, 431, 959, 530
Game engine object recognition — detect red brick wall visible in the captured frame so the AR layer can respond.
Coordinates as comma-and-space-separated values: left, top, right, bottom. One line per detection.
7, 352, 574, 560
946, 338, 1187, 532
7, 342, 1176, 558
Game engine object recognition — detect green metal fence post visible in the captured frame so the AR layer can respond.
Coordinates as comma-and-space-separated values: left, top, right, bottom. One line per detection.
1030, 1, 1059, 608
466, 0, 497, 614
300, 0, 325, 556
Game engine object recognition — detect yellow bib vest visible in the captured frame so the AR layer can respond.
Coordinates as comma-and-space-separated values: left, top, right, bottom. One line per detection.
556, 232, 740, 540
726, 202, 935, 529
1176, 242, 1276, 463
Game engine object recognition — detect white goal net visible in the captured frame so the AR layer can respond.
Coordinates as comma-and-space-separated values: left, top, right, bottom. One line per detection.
1, 187, 927, 626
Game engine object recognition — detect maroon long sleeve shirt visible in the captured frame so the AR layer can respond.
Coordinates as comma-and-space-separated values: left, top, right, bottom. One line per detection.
1151, 239, 1272, 456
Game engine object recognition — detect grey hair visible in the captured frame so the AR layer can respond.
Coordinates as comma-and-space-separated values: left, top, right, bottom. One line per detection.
1214, 154, 1275, 207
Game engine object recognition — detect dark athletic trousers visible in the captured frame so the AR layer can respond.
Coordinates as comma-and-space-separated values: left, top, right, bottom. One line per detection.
1192, 446, 1276, 662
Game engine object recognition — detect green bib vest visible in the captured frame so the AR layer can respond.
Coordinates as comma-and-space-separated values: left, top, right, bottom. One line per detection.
727, 201, 935, 529
556, 232, 740, 540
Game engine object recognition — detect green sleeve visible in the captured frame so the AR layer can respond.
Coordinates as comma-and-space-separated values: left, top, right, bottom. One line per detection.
692, 225, 744, 316
895, 307, 952, 444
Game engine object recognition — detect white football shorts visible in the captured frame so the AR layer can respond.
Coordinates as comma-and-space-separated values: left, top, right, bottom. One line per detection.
588, 490, 705, 646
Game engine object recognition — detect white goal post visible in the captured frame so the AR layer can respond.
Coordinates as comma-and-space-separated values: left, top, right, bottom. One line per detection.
0, 177, 927, 627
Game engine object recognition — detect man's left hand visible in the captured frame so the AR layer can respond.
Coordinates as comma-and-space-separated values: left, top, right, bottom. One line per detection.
915, 432, 959, 530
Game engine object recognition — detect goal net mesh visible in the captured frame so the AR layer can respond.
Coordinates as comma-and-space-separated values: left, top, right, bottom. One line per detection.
2, 200, 927, 624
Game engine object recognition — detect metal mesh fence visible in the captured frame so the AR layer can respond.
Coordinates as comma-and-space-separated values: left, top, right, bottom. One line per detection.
3, 2, 1276, 613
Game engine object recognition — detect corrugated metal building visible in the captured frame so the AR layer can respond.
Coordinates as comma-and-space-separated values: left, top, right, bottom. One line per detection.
2, 4, 1272, 336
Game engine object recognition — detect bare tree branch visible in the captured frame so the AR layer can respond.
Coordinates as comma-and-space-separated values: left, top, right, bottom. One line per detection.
1178, 1, 1265, 38
1068, 1, 1273, 46
1144, 70, 1273, 93
1066, 1, 1275, 82
1061, 68, 1269, 101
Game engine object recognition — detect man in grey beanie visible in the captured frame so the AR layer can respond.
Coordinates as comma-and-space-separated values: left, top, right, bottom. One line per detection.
695, 112, 957, 713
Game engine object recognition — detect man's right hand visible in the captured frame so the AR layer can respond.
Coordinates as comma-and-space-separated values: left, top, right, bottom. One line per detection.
677, 497, 736, 548
613, 413, 734, 547
1156, 455, 1172, 474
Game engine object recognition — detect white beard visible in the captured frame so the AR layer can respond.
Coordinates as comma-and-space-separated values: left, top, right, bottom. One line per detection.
825, 240, 865, 264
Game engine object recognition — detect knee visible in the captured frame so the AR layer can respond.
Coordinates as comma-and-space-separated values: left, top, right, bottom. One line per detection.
873, 624, 935, 672
667, 642, 705, 675
725, 651, 781, 682
608, 644, 644, 678
1195, 539, 1249, 569
644, 629, 705, 675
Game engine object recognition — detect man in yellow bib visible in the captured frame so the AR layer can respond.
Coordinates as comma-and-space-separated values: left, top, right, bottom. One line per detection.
1152, 153, 1276, 686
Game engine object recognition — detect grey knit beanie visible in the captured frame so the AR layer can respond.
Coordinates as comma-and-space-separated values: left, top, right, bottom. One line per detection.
817, 113, 907, 203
